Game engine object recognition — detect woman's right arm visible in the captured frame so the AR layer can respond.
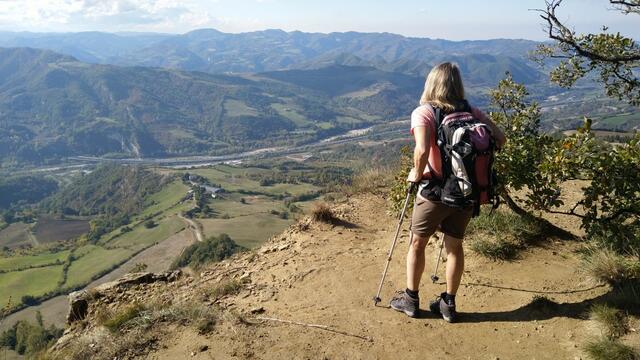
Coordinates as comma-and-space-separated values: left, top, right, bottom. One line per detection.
407, 125, 430, 183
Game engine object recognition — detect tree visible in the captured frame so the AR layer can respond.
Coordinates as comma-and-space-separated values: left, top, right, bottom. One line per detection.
486, 76, 640, 254
143, 220, 156, 229
489, 74, 556, 212
536, 0, 640, 105
532, 0, 640, 253
171, 233, 245, 269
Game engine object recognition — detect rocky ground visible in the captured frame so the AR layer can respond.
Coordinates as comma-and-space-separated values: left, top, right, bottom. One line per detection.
49, 194, 638, 359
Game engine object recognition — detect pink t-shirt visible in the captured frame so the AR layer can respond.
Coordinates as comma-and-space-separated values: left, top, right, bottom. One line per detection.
410, 104, 490, 179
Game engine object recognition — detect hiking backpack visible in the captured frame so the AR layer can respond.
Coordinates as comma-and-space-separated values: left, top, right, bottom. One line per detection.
420, 101, 499, 217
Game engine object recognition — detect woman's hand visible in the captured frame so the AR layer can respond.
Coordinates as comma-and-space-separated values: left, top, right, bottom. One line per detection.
407, 168, 422, 183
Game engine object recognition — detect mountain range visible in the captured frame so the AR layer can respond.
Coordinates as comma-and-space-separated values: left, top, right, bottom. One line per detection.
0, 47, 423, 165
0, 29, 543, 85
0, 29, 615, 165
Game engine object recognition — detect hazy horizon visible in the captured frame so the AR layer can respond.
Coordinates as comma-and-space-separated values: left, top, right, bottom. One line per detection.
0, 0, 638, 42
0, 27, 547, 42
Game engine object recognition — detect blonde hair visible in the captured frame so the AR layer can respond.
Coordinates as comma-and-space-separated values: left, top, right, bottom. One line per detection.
419, 62, 465, 112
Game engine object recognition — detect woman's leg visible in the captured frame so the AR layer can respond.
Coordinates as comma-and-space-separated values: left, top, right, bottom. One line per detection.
443, 234, 464, 295
406, 232, 430, 291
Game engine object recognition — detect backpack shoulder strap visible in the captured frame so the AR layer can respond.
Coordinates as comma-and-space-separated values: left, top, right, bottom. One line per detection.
461, 100, 472, 113
434, 107, 443, 128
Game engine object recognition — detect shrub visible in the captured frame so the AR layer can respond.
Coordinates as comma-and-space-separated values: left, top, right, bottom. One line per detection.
470, 237, 521, 261
0, 315, 62, 356
584, 338, 638, 360
582, 247, 640, 286
468, 208, 546, 244
128, 302, 220, 335
143, 220, 156, 229
129, 263, 148, 273
120, 226, 133, 233
210, 279, 244, 299
20, 295, 39, 306
171, 234, 244, 270
101, 303, 145, 333
589, 304, 629, 340
311, 202, 336, 223
388, 146, 414, 216
605, 281, 640, 310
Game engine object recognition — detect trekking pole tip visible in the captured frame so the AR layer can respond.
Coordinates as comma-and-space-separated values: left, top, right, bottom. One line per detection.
430, 275, 439, 283
373, 296, 381, 305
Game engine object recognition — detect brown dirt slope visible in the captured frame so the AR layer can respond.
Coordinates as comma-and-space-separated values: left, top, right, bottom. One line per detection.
52, 194, 631, 360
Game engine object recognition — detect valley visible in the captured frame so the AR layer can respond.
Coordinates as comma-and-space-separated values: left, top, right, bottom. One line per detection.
0, 22, 637, 360
0, 149, 361, 337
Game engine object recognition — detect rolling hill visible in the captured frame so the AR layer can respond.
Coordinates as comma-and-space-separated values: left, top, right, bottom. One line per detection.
0, 48, 421, 165
0, 29, 545, 85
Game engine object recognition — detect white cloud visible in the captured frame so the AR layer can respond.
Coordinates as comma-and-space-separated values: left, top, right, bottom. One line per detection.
0, 0, 219, 32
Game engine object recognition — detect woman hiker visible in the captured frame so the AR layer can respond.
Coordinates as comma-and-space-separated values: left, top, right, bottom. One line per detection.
390, 62, 506, 322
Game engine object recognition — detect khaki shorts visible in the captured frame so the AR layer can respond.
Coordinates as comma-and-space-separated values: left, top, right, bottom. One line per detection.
410, 196, 473, 239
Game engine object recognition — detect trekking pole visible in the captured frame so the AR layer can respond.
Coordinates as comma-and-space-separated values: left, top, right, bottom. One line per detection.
430, 231, 445, 283
373, 182, 417, 306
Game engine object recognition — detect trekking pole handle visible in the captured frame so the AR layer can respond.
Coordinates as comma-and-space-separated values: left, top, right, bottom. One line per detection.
400, 182, 417, 219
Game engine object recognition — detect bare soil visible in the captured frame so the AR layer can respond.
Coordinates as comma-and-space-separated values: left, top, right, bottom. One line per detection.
133, 194, 626, 360
33, 217, 89, 243
0, 223, 35, 249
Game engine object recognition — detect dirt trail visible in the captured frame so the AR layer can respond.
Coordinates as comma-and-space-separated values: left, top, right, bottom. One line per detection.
179, 214, 204, 242
132, 194, 616, 360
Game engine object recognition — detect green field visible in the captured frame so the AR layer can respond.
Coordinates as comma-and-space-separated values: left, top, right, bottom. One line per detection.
137, 180, 190, 219
0, 250, 69, 272
0, 162, 327, 311
0, 178, 190, 310
64, 245, 133, 288
106, 217, 184, 250
595, 112, 640, 128
185, 164, 325, 248
0, 265, 64, 307
191, 166, 320, 196
271, 103, 313, 127
209, 193, 286, 218
224, 99, 259, 117
200, 213, 292, 249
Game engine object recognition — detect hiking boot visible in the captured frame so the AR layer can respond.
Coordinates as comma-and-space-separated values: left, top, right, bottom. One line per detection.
429, 292, 457, 323
390, 290, 419, 318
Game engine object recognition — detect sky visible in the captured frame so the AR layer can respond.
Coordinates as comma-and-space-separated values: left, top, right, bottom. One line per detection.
0, 0, 637, 41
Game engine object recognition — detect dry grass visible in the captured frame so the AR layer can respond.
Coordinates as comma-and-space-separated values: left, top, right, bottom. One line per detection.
589, 304, 629, 340
53, 327, 158, 360
468, 208, 547, 261
470, 236, 522, 261
584, 338, 639, 360
349, 167, 392, 195
98, 303, 145, 333
210, 279, 244, 299
311, 202, 337, 223
582, 247, 640, 285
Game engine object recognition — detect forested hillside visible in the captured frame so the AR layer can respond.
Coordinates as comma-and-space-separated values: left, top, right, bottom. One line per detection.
0, 30, 543, 84
0, 48, 417, 164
